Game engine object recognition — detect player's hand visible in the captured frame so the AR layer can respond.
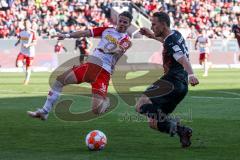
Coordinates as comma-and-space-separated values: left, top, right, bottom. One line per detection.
51, 33, 68, 40
139, 27, 155, 39
188, 74, 199, 86
23, 44, 29, 48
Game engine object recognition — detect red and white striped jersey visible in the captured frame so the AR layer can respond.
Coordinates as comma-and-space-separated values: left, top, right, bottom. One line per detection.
89, 27, 131, 74
196, 35, 209, 53
19, 30, 36, 57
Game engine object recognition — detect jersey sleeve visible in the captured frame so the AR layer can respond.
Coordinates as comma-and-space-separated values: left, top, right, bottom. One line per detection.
119, 35, 132, 51
32, 32, 36, 41
30, 30, 36, 41
166, 39, 187, 61
90, 27, 109, 37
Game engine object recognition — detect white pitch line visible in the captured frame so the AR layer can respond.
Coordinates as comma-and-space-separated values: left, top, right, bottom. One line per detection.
190, 96, 240, 100
214, 91, 240, 96
1, 90, 240, 100
0, 90, 48, 94
0, 90, 86, 96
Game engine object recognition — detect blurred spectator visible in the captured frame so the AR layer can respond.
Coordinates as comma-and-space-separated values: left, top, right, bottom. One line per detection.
132, 0, 240, 39
0, 0, 239, 39
0, 0, 113, 39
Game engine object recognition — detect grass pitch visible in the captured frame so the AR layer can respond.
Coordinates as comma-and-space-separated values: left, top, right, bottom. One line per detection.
0, 69, 240, 160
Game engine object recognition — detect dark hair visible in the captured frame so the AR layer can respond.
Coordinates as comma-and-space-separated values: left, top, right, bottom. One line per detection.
23, 19, 30, 26
153, 12, 170, 27
119, 11, 133, 22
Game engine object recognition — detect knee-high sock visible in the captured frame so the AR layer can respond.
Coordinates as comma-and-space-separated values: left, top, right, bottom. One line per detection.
42, 81, 63, 113
203, 61, 208, 75
25, 68, 31, 82
157, 118, 179, 136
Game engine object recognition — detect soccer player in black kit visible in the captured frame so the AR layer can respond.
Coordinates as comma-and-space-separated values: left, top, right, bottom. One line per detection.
75, 37, 92, 64
232, 16, 240, 61
232, 16, 240, 48
136, 12, 199, 148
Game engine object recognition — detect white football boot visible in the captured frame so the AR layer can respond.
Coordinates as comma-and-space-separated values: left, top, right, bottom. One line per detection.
99, 97, 110, 113
27, 108, 49, 120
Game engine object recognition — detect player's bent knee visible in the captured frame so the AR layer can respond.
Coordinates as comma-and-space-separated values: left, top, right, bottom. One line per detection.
136, 103, 143, 113
56, 72, 77, 85
136, 95, 151, 112
135, 103, 142, 113
137, 103, 152, 115
16, 61, 23, 67
56, 74, 65, 84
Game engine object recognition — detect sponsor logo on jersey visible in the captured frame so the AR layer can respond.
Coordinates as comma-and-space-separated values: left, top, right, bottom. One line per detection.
21, 37, 29, 40
105, 35, 118, 45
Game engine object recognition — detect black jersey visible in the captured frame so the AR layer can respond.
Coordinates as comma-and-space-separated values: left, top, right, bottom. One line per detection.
162, 30, 189, 81
75, 38, 90, 54
232, 24, 240, 47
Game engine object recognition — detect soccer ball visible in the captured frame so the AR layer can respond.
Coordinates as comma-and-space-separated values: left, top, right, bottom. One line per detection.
85, 130, 107, 151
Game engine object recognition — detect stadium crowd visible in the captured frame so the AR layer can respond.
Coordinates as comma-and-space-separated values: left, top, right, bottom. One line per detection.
133, 0, 240, 39
0, 0, 239, 39
0, 0, 113, 39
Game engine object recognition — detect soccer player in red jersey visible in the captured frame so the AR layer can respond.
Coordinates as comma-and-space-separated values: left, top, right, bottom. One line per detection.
52, 41, 68, 70
27, 12, 132, 120
15, 19, 37, 85
54, 40, 67, 54
195, 30, 211, 77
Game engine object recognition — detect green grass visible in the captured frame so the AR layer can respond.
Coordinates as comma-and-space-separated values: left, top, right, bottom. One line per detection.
0, 69, 240, 160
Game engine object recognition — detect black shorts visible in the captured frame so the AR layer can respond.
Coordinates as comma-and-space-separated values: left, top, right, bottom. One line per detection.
142, 74, 188, 116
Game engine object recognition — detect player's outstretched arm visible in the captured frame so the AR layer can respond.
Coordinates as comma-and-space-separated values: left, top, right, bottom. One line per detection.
139, 27, 164, 42
14, 39, 20, 46
63, 46, 67, 52
51, 30, 92, 40
194, 39, 198, 50
177, 56, 199, 86
139, 27, 155, 39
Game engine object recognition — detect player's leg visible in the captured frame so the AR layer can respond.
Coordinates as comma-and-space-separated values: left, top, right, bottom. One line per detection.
24, 57, 34, 85
16, 53, 24, 68
27, 63, 107, 120
136, 94, 152, 113
199, 53, 203, 66
80, 53, 84, 64
136, 79, 179, 135
27, 67, 78, 120
91, 94, 110, 114
51, 52, 58, 71
136, 98, 178, 134
203, 53, 209, 77
91, 67, 110, 114
136, 78, 192, 147
137, 98, 192, 148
